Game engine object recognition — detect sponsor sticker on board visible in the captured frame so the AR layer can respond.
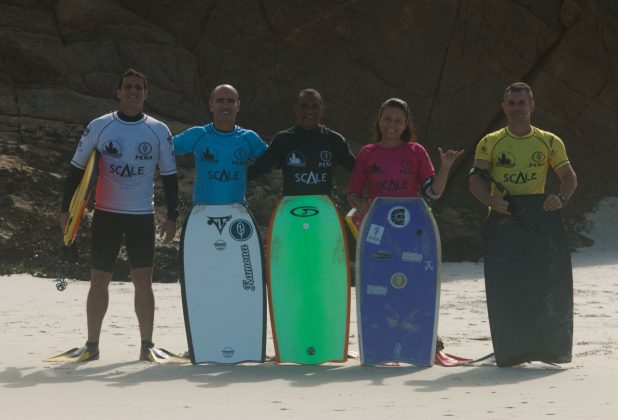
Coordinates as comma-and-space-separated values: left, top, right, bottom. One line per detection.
401, 251, 423, 263
366, 224, 384, 245
367, 285, 388, 296
229, 219, 253, 241
388, 206, 410, 228
390, 272, 408, 289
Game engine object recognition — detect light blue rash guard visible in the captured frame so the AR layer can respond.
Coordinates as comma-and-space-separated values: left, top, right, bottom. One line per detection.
173, 123, 267, 204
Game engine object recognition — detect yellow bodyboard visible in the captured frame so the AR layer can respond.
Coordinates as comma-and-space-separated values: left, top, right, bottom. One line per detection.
62, 150, 99, 245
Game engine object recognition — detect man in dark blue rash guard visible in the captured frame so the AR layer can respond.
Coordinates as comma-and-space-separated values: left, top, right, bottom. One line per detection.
248, 89, 356, 196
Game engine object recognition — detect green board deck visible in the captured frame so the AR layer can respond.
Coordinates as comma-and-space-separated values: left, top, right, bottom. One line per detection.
267, 195, 350, 364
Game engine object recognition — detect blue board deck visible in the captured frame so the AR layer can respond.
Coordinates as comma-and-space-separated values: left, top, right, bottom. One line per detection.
356, 197, 441, 366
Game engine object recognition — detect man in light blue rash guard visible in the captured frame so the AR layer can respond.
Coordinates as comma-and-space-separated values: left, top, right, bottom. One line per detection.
173, 84, 267, 204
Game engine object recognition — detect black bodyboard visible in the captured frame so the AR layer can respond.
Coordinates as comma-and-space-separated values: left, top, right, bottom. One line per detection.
484, 194, 573, 367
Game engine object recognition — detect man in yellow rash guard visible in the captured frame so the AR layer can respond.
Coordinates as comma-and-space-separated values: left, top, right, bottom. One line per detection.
469, 82, 577, 212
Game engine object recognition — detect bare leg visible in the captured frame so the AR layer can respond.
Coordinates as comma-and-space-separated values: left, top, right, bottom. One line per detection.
87, 269, 113, 342
132, 267, 154, 342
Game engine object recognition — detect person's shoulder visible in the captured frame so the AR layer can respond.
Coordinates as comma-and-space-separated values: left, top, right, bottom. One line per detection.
480, 127, 508, 143
271, 126, 296, 140
143, 114, 171, 131
280, 126, 297, 135
235, 126, 263, 141
89, 112, 115, 126
172, 126, 209, 151
320, 125, 346, 140
532, 126, 562, 142
407, 141, 427, 151
83, 112, 116, 136
358, 143, 378, 155
177, 125, 209, 138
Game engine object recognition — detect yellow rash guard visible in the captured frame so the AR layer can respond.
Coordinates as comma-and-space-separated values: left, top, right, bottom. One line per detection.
474, 126, 570, 197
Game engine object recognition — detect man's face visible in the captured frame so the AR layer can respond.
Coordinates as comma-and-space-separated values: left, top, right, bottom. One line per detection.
502, 90, 535, 125
210, 86, 240, 125
294, 94, 324, 129
116, 75, 147, 114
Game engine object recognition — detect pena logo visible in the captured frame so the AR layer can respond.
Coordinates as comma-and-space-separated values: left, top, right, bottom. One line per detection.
290, 206, 319, 217
390, 272, 408, 289
207, 215, 232, 234
214, 240, 227, 251
532, 151, 545, 162
229, 219, 253, 241
222, 347, 235, 358
286, 151, 306, 167
388, 207, 410, 228
137, 142, 152, 156
400, 159, 413, 175
136, 142, 153, 160
319, 150, 333, 168
233, 147, 248, 165
102, 140, 122, 158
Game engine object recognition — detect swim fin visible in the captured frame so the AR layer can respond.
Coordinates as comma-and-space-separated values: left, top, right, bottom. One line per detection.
44, 346, 99, 363
140, 346, 190, 364
434, 350, 473, 366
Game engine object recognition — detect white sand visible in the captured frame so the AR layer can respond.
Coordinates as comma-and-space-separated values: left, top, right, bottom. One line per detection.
0, 198, 616, 419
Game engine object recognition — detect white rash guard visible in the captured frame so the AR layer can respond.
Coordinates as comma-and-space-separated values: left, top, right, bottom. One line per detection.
70, 112, 177, 215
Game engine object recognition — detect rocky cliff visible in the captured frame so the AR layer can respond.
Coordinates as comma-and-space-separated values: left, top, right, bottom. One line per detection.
1, 0, 616, 281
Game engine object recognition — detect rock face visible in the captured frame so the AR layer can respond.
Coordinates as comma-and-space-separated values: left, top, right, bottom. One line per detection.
0, 0, 616, 279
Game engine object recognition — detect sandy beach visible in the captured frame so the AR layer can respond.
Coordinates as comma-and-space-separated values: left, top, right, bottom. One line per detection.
0, 198, 616, 419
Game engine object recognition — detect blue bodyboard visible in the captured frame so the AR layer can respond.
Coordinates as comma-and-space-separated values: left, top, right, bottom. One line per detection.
356, 198, 440, 366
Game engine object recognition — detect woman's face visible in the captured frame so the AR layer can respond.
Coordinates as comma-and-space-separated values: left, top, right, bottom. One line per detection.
379, 106, 407, 142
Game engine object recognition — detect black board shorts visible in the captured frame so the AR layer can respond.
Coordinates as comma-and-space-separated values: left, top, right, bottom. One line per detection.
91, 209, 155, 272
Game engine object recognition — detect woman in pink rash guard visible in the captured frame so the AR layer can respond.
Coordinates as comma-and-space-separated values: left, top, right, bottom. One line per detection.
347, 97, 465, 366
348, 98, 463, 215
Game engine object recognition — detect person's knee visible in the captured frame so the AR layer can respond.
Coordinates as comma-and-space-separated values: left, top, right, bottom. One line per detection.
131, 267, 153, 290
89, 269, 112, 289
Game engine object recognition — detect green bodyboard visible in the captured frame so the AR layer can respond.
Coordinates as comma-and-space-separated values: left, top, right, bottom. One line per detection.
267, 195, 350, 364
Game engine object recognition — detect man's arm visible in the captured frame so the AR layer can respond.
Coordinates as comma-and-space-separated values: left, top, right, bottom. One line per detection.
336, 136, 356, 172
159, 174, 179, 244
58, 164, 86, 230
247, 137, 280, 181
543, 163, 577, 212
468, 159, 509, 214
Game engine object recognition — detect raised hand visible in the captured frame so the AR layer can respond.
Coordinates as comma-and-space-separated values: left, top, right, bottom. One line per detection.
438, 147, 465, 168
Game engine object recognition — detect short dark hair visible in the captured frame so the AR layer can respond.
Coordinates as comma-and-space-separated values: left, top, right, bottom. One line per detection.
297, 88, 323, 104
118, 68, 148, 90
373, 98, 416, 143
504, 82, 533, 101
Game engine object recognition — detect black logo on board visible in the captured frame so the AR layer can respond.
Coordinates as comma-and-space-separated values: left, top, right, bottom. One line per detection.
207, 215, 232, 234
229, 219, 253, 241
290, 206, 319, 217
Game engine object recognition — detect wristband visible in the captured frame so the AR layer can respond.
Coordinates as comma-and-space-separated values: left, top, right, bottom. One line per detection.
557, 194, 568, 206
